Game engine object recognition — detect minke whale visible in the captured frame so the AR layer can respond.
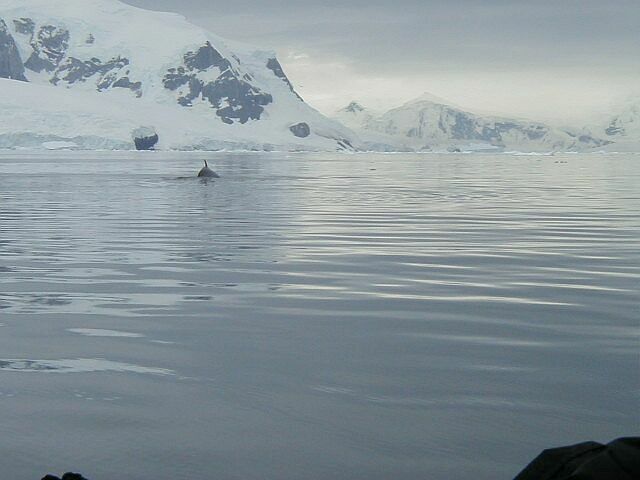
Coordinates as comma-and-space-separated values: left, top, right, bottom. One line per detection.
198, 160, 219, 178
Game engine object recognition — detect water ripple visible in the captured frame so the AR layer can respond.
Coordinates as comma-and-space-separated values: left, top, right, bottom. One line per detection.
0, 151, 638, 480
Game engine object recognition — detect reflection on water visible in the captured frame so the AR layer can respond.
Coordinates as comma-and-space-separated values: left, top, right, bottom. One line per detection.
0, 151, 638, 480
0, 358, 173, 375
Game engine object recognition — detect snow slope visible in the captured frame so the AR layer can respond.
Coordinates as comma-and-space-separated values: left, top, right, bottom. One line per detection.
0, 0, 357, 151
599, 96, 640, 151
336, 95, 611, 153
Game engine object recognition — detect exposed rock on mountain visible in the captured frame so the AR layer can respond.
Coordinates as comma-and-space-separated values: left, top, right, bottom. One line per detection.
52, 55, 142, 96
24, 24, 69, 73
0, 0, 356, 151
266, 57, 303, 101
162, 41, 272, 124
582, 96, 640, 152
335, 101, 377, 131
337, 95, 610, 152
0, 19, 26, 81
604, 98, 639, 139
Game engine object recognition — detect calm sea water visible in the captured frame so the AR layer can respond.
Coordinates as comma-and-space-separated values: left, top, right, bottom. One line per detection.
0, 151, 638, 480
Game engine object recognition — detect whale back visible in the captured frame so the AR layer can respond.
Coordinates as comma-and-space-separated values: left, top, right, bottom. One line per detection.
198, 160, 219, 178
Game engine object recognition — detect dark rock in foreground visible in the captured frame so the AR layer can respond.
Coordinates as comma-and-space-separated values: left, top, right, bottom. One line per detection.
514, 437, 640, 480
42, 473, 88, 480
39, 437, 639, 480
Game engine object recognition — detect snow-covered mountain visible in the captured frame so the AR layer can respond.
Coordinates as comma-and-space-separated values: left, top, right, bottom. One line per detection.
333, 101, 412, 152
599, 97, 640, 151
336, 95, 611, 153
0, 0, 357, 151
335, 102, 376, 131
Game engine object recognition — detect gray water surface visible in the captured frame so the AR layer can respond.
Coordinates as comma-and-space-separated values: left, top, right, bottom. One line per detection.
0, 152, 638, 480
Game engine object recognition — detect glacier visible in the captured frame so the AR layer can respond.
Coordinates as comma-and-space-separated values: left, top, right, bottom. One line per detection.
0, 0, 632, 153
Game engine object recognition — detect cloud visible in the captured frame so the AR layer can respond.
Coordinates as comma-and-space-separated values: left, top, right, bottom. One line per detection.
122, 0, 640, 123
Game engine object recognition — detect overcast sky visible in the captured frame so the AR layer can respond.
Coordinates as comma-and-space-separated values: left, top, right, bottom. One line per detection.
123, 0, 639, 124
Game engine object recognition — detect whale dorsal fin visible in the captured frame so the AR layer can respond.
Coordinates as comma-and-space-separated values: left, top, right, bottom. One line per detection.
204, 160, 208, 168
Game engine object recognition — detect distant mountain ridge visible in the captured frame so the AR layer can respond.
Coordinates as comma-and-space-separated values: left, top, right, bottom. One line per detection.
0, 0, 356, 151
336, 96, 611, 152
0, 0, 631, 153
601, 97, 640, 150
